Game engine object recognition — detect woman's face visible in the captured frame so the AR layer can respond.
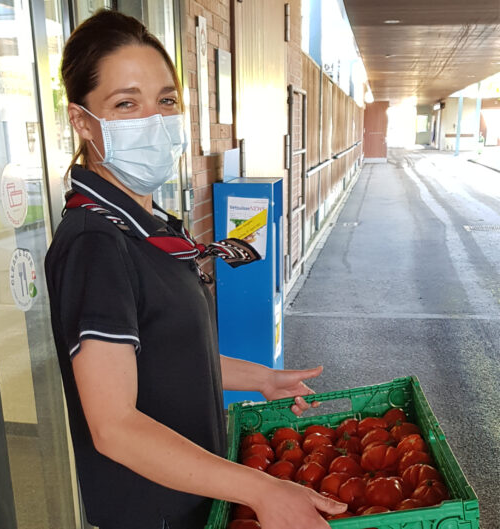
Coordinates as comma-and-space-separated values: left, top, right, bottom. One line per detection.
70, 44, 181, 161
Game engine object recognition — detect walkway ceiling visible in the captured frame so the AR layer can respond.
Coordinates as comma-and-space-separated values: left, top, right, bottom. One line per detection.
343, 0, 500, 104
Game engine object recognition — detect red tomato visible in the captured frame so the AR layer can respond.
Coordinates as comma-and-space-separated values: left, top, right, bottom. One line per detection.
277, 441, 305, 468
358, 417, 389, 438
364, 470, 391, 483
232, 504, 257, 520
304, 424, 337, 441
313, 444, 340, 464
396, 434, 428, 458
398, 450, 433, 475
395, 498, 426, 510
336, 418, 359, 437
391, 422, 421, 442
329, 455, 364, 476
360, 505, 391, 515
295, 461, 327, 486
303, 451, 328, 468
402, 464, 443, 491
302, 433, 333, 454
392, 476, 413, 498
266, 459, 295, 479
240, 433, 270, 450
228, 521, 261, 529
320, 472, 351, 495
411, 479, 449, 506
275, 439, 300, 459
365, 477, 404, 509
345, 452, 361, 464
361, 428, 393, 450
270, 427, 302, 449
338, 476, 367, 511
320, 491, 342, 502
361, 445, 398, 472
363, 440, 395, 453
336, 433, 362, 454
241, 444, 275, 463
242, 454, 269, 471
383, 408, 408, 428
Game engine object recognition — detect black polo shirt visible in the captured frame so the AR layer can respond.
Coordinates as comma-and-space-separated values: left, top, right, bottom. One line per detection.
45, 166, 227, 529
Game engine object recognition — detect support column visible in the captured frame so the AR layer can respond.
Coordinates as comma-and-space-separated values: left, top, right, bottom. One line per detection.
475, 82, 482, 143
454, 93, 464, 156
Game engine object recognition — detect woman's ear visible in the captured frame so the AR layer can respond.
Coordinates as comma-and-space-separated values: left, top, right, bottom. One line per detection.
68, 103, 95, 141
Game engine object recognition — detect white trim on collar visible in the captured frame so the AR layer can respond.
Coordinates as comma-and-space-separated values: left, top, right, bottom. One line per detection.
152, 208, 170, 223
72, 178, 150, 238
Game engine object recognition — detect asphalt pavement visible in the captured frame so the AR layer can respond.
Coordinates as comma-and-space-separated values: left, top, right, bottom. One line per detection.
284, 148, 500, 528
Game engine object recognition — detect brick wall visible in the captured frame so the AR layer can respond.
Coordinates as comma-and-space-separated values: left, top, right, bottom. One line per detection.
184, 0, 234, 281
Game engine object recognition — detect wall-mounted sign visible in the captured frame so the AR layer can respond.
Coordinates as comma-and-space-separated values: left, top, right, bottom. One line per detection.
196, 16, 211, 155
227, 196, 268, 259
1, 163, 28, 228
216, 48, 233, 125
9, 248, 38, 311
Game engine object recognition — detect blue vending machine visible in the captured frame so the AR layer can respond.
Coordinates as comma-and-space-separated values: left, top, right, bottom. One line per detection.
213, 177, 284, 407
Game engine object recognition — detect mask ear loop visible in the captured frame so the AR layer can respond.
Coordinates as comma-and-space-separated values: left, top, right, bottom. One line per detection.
78, 105, 106, 162
88, 140, 105, 163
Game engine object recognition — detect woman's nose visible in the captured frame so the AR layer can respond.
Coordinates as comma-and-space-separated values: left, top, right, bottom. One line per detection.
142, 102, 162, 118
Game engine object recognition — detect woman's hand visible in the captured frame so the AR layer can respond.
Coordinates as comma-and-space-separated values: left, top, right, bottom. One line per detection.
251, 476, 346, 528
219, 356, 323, 415
261, 366, 323, 416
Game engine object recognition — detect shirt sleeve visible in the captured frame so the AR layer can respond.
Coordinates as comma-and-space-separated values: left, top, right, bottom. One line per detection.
56, 231, 141, 359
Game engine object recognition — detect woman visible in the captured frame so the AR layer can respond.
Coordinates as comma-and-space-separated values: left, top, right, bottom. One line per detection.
45, 9, 346, 529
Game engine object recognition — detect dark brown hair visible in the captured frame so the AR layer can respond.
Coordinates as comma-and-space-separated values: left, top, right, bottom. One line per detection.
62, 8, 184, 178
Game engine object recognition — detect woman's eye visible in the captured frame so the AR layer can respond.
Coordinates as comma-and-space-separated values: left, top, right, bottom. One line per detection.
116, 101, 134, 109
160, 97, 177, 106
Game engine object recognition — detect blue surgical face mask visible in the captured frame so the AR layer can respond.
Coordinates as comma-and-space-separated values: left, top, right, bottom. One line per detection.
80, 106, 187, 196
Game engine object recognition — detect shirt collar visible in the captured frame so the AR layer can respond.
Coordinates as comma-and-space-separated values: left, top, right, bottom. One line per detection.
70, 165, 174, 239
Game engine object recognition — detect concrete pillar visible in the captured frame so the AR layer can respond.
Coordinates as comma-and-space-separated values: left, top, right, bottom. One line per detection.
455, 94, 463, 156
475, 82, 482, 142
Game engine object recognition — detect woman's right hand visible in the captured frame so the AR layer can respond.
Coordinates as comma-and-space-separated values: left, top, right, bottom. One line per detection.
250, 476, 347, 529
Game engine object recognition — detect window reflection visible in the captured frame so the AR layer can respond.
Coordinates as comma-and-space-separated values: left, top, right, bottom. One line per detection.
0, 0, 78, 528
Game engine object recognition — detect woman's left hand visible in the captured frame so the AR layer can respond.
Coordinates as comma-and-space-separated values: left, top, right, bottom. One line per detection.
261, 366, 323, 416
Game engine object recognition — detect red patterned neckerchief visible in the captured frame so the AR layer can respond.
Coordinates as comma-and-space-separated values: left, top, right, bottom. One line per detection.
65, 192, 260, 283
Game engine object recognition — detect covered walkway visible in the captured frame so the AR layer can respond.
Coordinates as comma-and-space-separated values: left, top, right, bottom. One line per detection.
285, 148, 500, 528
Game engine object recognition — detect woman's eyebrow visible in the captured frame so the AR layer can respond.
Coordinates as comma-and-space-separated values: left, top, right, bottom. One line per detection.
159, 86, 178, 94
104, 86, 177, 100
104, 87, 141, 100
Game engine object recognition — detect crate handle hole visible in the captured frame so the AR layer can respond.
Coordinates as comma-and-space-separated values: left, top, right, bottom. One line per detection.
303, 397, 352, 417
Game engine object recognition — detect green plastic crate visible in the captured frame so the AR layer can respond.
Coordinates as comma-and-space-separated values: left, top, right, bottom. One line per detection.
205, 376, 479, 529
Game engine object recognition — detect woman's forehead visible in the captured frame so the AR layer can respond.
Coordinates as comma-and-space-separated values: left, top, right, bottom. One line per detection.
96, 44, 175, 91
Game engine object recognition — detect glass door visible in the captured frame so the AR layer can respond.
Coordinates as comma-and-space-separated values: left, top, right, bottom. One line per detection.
0, 0, 79, 528
0, 1, 186, 528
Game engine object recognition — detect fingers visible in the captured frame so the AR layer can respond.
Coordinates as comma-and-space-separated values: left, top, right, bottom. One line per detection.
300, 365, 323, 380
291, 396, 320, 416
312, 492, 347, 515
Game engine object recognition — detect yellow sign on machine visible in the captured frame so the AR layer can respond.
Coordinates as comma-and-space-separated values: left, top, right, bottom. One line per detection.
228, 208, 268, 240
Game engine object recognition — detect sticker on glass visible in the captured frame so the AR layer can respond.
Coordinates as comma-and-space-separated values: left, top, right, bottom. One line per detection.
1, 163, 28, 228
9, 248, 38, 311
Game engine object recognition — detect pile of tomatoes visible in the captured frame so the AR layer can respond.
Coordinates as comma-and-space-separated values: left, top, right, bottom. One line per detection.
228, 408, 449, 528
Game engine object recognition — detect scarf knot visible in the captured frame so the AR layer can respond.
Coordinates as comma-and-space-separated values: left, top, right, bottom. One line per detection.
65, 192, 260, 283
